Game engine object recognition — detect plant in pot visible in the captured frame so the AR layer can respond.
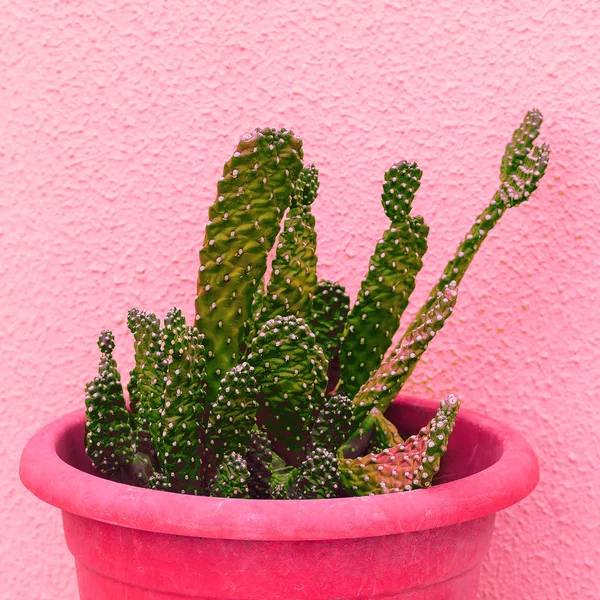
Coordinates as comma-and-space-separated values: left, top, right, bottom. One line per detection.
21, 111, 549, 599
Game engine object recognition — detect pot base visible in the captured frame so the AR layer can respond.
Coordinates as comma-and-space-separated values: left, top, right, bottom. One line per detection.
64, 511, 493, 600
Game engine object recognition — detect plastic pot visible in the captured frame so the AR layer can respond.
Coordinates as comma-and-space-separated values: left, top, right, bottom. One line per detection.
20, 394, 538, 599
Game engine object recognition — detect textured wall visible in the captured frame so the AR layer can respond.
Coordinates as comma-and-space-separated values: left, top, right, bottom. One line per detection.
2, 1, 599, 598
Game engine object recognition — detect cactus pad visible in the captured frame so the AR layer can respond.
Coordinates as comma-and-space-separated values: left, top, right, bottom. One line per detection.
204, 361, 259, 480
247, 315, 328, 465
310, 280, 350, 359
310, 393, 354, 452
153, 309, 206, 494
352, 281, 458, 423
245, 428, 274, 499
339, 394, 460, 495
288, 447, 340, 499
209, 451, 251, 498
380, 161, 422, 221
127, 308, 164, 452
500, 109, 543, 182
85, 331, 135, 475
370, 408, 404, 454
196, 128, 304, 403
340, 162, 429, 397
259, 167, 319, 326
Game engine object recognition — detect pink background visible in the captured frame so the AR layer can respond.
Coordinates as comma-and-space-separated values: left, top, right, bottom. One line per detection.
2, 1, 599, 598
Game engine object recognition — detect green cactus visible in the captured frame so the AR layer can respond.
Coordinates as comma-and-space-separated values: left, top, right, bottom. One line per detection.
85, 331, 135, 475
409, 111, 549, 331
247, 315, 328, 465
340, 162, 429, 398
209, 451, 251, 498
195, 128, 304, 404
287, 447, 340, 499
352, 282, 458, 425
258, 165, 319, 326
339, 394, 460, 495
370, 408, 404, 454
85, 113, 548, 501
245, 428, 274, 499
309, 393, 354, 453
310, 281, 350, 358
204, 361, 258, 482
152, 309, 206, 494
126, 309, 164, 454
500, 109, 543, 182
310, 280, 350, 390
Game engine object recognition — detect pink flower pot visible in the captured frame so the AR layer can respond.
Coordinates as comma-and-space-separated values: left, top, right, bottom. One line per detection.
20, 395, 538, 599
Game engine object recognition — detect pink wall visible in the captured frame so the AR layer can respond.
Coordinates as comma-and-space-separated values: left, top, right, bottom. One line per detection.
2, 1, 599, 598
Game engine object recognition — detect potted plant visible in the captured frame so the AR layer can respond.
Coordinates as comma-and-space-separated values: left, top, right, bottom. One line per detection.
21, 111, 548, 599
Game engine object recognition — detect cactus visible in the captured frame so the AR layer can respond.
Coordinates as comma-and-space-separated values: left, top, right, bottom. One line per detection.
85, 112, 549, 500
258, 165, 319, 326
245, 428, 274, 499
288, 447, 340, 499
339, 394, 460, 495
85, 332, 135, 475
153, 309, 206, 494
247, 315, 328, 465
209, 451, 251, 498
340, 162, 429, 397
352, 282, 458, 424
310, 280, 350, 390
195, 128, 304, 403
311, 281, 350, 359
127, 309, 164, 455
204, 361, 258, 482
309, 393, 354, 453
409, 110, 549, 331
370, 408, 404, 454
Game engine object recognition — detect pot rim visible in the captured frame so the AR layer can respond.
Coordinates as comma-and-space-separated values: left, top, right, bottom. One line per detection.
20, 394, 538, 541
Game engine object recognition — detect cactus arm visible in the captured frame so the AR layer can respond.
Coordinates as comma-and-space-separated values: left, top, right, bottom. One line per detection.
245, 428, 274, 499
370, 408, 404, 454
500, 109, 543, 182
147, 471, 168, 491
340, 162, 429, 398
337, 411, 376, 458
126, 308, 164, 455
203, 361, 259, 484
247, 315, 328, 466
309, 393, 354, 453
153, 309, 206, 494
258, 165, 320, 326
195, 128, 304, 403
209, 451, 252, 498
339, 394, 460, 496
351, 282, 458, 425
287, 447, 340, 499
85, 331, 136, 476
243, 276, 266, 345
310, 281, 350, 359
269, 461, 296, 499
409, 111, 549, 331
310, 280, 350, 390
